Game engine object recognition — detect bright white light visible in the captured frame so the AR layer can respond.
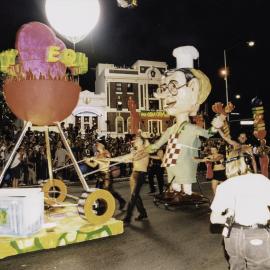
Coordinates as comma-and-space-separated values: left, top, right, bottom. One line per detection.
240, 120, 254, 125
45, 0, 100, 44
247, 41, 255, 47
235, 94, 241, 99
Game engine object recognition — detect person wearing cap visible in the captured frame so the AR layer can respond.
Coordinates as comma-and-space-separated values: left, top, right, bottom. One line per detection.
110, 135, 149, 225
84, 142, 126, 211
146, 46, 225, 195
210, 153, 270, 269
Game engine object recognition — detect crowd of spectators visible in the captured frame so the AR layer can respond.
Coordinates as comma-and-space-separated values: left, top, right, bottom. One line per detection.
0, 123, 132, 187
1, 123, 267, 189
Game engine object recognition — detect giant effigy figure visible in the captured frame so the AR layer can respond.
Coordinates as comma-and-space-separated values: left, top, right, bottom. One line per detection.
147, 46, 225, 195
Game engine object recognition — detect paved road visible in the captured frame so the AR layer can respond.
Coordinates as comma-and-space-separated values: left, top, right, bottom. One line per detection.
0, 180, 228, 270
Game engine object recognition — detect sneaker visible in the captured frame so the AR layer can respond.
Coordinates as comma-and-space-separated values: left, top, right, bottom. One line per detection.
134, 213, 148, 221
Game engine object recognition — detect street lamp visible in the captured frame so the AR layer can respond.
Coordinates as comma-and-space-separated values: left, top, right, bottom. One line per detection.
247, 41, 255, 47
222, 40, 255, 106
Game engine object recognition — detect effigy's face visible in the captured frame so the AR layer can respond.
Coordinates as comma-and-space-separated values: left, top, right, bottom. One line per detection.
157, 71, 199, 117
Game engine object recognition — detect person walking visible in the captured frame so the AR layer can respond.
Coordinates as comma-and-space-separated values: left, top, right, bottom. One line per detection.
111, 135, 149, 225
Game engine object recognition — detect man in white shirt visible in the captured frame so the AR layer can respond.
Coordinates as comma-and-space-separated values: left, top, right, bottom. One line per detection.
53, 142, 70, 179
210, 155, 270, 269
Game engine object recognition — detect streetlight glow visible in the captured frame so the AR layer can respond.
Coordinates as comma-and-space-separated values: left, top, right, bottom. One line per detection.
247, 41, 255, 47
220, 68, 228, 77
221, 40, 255, 109
235, 94, 241, 99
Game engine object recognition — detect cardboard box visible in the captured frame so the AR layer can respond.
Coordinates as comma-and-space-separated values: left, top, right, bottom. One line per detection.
0, 188, 44, 236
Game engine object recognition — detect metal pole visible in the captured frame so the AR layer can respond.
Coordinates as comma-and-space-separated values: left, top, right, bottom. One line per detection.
223, 49, 229, 122
55, 122, 90, 192
223, 49, 229, 105
53, 159, 85, 173
44, 126, 53, 180
83, 161, 123, 178
0, 121, 31, 185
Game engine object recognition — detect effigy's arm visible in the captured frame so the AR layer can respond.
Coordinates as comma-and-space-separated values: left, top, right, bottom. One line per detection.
146, 128, 171, 153
194, 114, 227, 139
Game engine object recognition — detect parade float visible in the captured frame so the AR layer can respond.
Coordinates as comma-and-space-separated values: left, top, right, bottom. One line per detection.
0, 21, 123, 259
149, 46, 226, 209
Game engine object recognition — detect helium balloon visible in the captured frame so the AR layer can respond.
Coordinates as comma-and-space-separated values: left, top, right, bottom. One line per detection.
45, 0, 100, 44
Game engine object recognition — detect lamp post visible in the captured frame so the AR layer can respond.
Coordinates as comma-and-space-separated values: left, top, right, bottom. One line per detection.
223, 49, 229, 106
221, 40, 255, 120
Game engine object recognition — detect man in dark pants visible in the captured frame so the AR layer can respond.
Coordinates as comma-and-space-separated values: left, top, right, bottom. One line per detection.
148, 148, 164, 194
111, 135, 149, 225
210, 153, 270, 270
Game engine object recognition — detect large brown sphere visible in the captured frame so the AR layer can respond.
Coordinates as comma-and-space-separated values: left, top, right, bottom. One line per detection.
3, 79, 80, 126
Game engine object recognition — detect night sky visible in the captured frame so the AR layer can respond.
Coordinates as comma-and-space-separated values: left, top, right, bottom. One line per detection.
0, 0, 269, 139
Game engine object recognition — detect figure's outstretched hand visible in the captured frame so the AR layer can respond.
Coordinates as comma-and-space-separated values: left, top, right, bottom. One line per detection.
211, 114, 226, 129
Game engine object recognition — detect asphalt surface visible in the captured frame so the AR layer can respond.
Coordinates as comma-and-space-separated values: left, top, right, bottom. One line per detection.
0, 179, 228, 270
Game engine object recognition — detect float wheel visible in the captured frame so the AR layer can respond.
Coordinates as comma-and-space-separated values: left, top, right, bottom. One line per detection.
78, 189, 116, 225
42, 179, 68, 205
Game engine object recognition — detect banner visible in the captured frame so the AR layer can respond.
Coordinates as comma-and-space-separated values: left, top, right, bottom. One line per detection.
139, 111, 170, 119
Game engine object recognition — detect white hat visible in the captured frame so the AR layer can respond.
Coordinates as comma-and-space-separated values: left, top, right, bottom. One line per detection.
173, 46, 199, 68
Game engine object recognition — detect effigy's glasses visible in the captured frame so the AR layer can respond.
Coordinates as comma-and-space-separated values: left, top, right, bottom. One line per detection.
157, 80, 187, 96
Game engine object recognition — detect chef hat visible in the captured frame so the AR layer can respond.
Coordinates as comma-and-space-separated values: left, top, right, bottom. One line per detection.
172, 46, 211, 104
173, 46, 199, 69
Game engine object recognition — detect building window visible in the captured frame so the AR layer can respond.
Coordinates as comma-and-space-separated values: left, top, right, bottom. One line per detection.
92, 116, 98, 129
117, 96, 122, 111
107, 83, 110, 106
75, 116, 81, 127
117, 101, 122, 110
148, 84, 158, 98
140, 85, 144, 108
116, 116, 124, 134
148, 120, 162, 135
127, 83, 133, 93
149, 100, 159, 111
116, 82, 122, 93
84, 116, 89, 122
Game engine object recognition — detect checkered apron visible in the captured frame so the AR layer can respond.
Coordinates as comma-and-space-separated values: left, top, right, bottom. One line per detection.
161, 133, 182, 167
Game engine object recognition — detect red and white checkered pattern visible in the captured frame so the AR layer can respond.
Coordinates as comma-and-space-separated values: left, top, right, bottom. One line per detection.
162, 133, 182, 167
